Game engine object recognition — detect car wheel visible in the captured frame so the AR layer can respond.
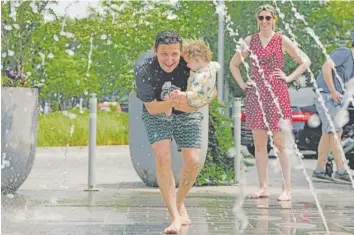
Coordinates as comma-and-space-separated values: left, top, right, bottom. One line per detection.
348, 154, 354, 170
247, 146, 255, 156
345, 152, 354, 160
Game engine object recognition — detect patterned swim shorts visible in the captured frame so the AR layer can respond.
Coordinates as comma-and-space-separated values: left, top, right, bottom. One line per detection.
141, 111, 203, 149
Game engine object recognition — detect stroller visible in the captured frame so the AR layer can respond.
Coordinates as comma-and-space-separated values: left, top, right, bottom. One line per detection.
326, 124, 354, 176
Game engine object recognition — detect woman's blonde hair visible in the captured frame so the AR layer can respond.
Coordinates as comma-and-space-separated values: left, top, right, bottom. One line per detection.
256, 4, 277, 31
182, 39, 213, 62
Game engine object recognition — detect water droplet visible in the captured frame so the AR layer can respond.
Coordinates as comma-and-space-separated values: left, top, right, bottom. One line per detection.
307, 114, 321, 128
65, 49, 75, 56
12, 24, 20, 29
334, 109, 349, 127
50, 197, 58, 205
53, 35, 59, 41
4, 25, 12, 31
8, 50, 15, 56
100, 34, 107, 40
48, 52, 54, 59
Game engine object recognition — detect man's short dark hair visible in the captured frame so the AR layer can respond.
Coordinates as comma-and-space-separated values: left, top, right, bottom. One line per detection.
154, 30, 182, 50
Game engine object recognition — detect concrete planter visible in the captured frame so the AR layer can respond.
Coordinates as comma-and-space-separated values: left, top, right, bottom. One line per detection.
1, 87, 39, 194
129, 92, 208, 187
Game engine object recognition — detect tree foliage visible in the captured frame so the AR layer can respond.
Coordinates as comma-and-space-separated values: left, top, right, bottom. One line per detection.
2, 1, 352, 106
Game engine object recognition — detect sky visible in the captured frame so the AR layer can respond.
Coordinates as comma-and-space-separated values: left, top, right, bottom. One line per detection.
45, 0, 100, 20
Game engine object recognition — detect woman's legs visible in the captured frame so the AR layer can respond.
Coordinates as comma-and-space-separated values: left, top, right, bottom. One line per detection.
273, 131, 291, 201
249, 129, 269, 199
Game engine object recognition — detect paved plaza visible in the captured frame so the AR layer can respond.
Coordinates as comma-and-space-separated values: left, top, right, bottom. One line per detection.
2, 146, 354, 235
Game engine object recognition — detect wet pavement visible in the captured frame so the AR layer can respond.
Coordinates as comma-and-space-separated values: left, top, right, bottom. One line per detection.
2, 146, 354, 235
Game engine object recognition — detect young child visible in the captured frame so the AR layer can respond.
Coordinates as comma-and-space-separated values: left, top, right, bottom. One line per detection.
168, 39, 220, 110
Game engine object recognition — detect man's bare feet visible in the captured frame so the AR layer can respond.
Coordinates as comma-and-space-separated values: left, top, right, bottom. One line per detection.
278, 190, 292, 201
179, 204, 191, 225
248, 188, 268, 199
164, 217, 182, 234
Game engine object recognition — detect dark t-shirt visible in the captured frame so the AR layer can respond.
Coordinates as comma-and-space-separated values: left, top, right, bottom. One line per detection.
134, 51, 190, 115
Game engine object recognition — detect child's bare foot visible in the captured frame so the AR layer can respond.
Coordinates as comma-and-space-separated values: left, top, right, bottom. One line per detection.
248, 188, 268, 199
278, 190, 292, 201
164, 217, 182, 234
179, 204, 191, 225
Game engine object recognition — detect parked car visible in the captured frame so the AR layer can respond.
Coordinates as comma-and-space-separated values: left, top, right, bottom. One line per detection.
233, 87, 354, 160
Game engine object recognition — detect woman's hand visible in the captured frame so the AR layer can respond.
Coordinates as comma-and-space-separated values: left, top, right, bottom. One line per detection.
273, 69, 291, 83
241, 80, 256, 90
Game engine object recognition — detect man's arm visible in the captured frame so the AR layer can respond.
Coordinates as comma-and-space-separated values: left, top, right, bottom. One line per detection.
135, 60, 173, 114
322, 48, 351, 103
144, 99, 173, 114
322, 58, 336, 94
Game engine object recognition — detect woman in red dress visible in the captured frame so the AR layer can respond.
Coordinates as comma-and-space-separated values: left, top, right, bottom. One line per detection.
230, 4, 311, 201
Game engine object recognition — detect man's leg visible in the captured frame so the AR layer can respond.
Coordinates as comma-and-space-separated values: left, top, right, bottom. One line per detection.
172, 111, 203, 225
329, 131, 352, 183
329, 131, 344, 169
142, 112, 181, 234
176, 148, 200, 225
313, 93, 337, 181
151, 140, 181, 234
316, 134, 331, 169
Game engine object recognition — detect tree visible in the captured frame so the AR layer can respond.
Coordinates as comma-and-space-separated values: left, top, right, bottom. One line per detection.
1, 1, 54, 87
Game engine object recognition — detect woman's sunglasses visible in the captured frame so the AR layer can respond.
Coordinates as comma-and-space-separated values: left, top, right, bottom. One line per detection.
258, 15, 272, 21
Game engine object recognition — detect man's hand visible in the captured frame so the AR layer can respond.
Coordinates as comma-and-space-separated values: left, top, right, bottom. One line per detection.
169, 89, 182, 100
170, 90, 187, 104
330, 90, 342, 104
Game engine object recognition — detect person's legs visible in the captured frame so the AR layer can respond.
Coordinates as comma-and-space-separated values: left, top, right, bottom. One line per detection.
316, 133, 331, 170
329, 131, 344, 169
142, 112, 181, 234
249, 129, 269, 199
173, 111, 203, 225
273, 131, 291, 201
176, 148, 200, 225
313, 93, 345, 181
329, 131, 352, 182
151, 140, 181, 233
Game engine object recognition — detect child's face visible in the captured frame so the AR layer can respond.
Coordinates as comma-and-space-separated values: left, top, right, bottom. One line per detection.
184, 57, 203, 72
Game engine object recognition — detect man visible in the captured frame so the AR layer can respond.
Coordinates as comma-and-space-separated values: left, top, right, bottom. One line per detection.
312, 31, 354, 183
134, 30, 208, 234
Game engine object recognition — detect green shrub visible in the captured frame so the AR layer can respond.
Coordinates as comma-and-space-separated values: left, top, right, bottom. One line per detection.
195, 99, 253, 186
51, 101, 59, 112
37, 109, 128, 147
109, 104, 117, 112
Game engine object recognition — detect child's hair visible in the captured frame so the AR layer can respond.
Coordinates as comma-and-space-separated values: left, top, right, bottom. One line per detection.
182, 39, 213, 62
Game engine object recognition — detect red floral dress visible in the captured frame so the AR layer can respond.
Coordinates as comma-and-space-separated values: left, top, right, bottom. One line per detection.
245, 33, 292, 132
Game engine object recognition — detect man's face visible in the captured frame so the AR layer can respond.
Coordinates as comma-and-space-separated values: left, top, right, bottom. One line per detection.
154, 43, 181, 73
